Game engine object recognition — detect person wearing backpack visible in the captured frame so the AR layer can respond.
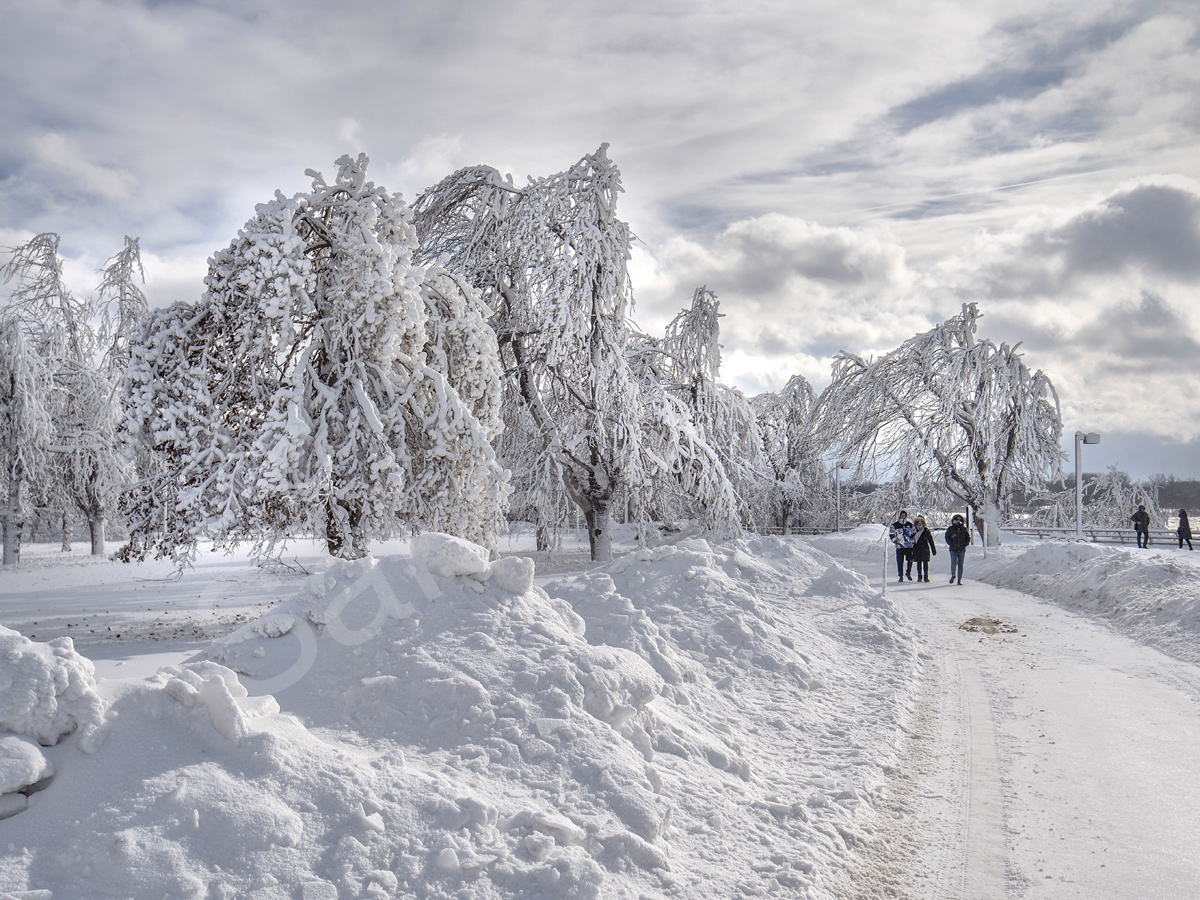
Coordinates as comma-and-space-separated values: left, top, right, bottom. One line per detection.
944, 513, 971, 584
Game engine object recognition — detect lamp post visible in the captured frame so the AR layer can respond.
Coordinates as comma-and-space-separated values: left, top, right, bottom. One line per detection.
835, 464, 851, 533
1075, 431, 1101, 539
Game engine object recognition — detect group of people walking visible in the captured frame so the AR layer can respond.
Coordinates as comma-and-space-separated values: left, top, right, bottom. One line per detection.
888, 510, 971, 585
1130, 505, 1192, 550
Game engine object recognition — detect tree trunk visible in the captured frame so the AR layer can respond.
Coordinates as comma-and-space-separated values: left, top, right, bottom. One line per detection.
89, 514, 105, 556
61, 511, 72, 552
973, 497, 1002, 547
585, 498, 613, 563
4, 464, 22, 565
326, 499, 368, 559
535, 518, 551, 552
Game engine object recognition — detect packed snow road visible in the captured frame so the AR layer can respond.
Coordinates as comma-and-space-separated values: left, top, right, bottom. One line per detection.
817, 533, 1200, 899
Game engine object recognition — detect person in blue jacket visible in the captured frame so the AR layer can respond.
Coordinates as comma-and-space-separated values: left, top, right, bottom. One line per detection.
888, 511, 916, 582
944, 514, 971, 584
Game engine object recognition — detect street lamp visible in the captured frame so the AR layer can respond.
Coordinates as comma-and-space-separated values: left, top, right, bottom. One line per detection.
1075, 431, 1100, 539
836, 464, 851, 533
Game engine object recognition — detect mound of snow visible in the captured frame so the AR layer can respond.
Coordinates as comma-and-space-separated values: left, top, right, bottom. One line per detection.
1, 533, 921, 900
0, 625, 107, 749
973, 541, 1200, 664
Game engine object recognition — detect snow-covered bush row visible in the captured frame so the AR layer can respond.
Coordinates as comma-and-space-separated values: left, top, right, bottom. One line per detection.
1, 534, 919, 899
972, 538, 1200, 666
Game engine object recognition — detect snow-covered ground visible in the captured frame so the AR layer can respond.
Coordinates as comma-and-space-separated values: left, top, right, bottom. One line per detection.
0, 529, 919, 899
2, 527, 1199, 899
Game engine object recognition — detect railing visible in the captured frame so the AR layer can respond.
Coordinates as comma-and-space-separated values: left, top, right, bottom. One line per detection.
754, 525, 844, 536
1004, 526, 1180, 545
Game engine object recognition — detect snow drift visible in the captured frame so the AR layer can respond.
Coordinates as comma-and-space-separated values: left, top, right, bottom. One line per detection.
0, 534, 919, 899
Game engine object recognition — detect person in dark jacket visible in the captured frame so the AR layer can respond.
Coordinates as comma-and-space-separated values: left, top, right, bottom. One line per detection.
910, 515, 937, 582
1179, 509, 1193, 551
944, 514, 971, 584
1131, 505, 1151, 548
888, 511, 916, 582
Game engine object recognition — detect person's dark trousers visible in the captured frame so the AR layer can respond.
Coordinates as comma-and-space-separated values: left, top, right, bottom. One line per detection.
915, 559, 929, 581
1137, 530, 1149, 548
895, 547, 911, 581
949, 549, 964, 583
1182, 535, 1194, 550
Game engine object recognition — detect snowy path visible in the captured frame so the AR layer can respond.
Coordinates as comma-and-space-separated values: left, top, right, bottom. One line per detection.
822, 537, 1200, 899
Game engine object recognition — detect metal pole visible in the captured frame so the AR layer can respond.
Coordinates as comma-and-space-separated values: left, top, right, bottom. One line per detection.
1075, 430, 1083, 539
1075, 431, 1100, 539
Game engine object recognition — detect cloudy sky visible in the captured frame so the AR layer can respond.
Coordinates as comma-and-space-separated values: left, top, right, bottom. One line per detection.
3, 0, 1199, 479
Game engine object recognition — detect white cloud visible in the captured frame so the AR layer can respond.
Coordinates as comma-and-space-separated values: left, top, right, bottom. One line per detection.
28, 133, 136, 200
631, 213, 928, 392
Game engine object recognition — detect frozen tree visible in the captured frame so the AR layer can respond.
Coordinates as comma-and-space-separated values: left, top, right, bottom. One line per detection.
97, 236, 149, 373
1026, 466, 1162, 530
0, 316, 53, 564
819, 303, 1063, 546
625, 329, 742, 539
416, 146, 662, 561
122, 155, 507, 563
751, 374, 831, 532
1, 233, 138, 557
657, 287, 767, 531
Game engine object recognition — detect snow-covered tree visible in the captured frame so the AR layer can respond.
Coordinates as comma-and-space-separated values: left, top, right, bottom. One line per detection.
625, 329, 742, 539
122, 155, 507, 562
1025, 465, 1162, 530
416, 146, 679, 561
1, 233, 138, 557
0, 315, 53, 563
750, 374, 832, 532
97, 236, 149, 373
656, 287, 768, 530
819, 303, 1063, 546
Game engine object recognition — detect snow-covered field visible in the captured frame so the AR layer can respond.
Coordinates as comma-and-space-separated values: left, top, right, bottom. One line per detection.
2, 527, 1199, 899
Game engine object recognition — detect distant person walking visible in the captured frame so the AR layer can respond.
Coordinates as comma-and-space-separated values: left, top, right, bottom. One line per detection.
1131, 504, 1151, 548
910, 515, 937, 582
889, 511, 916, 582
945, 514, 971, 584
1179, 509, 1193, 551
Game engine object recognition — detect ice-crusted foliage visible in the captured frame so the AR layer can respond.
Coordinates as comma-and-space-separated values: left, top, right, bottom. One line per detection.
0, 318, 53, 564
820, 303, 1063, 545
123, 155, 507, 562
626, 337, 742, 540
97, 236, 149, 374
416, 146, 652, 561
654, 287, 766, 533
1025, 465, 1163, 529
1, 233, 130, 559
420, 267, 503, 441
751, 374, 832, 531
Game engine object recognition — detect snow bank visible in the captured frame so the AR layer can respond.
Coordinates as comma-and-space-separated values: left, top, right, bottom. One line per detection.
0, 625, 107, 748
972, 541, 1200, 664
0, 533, 920, 899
